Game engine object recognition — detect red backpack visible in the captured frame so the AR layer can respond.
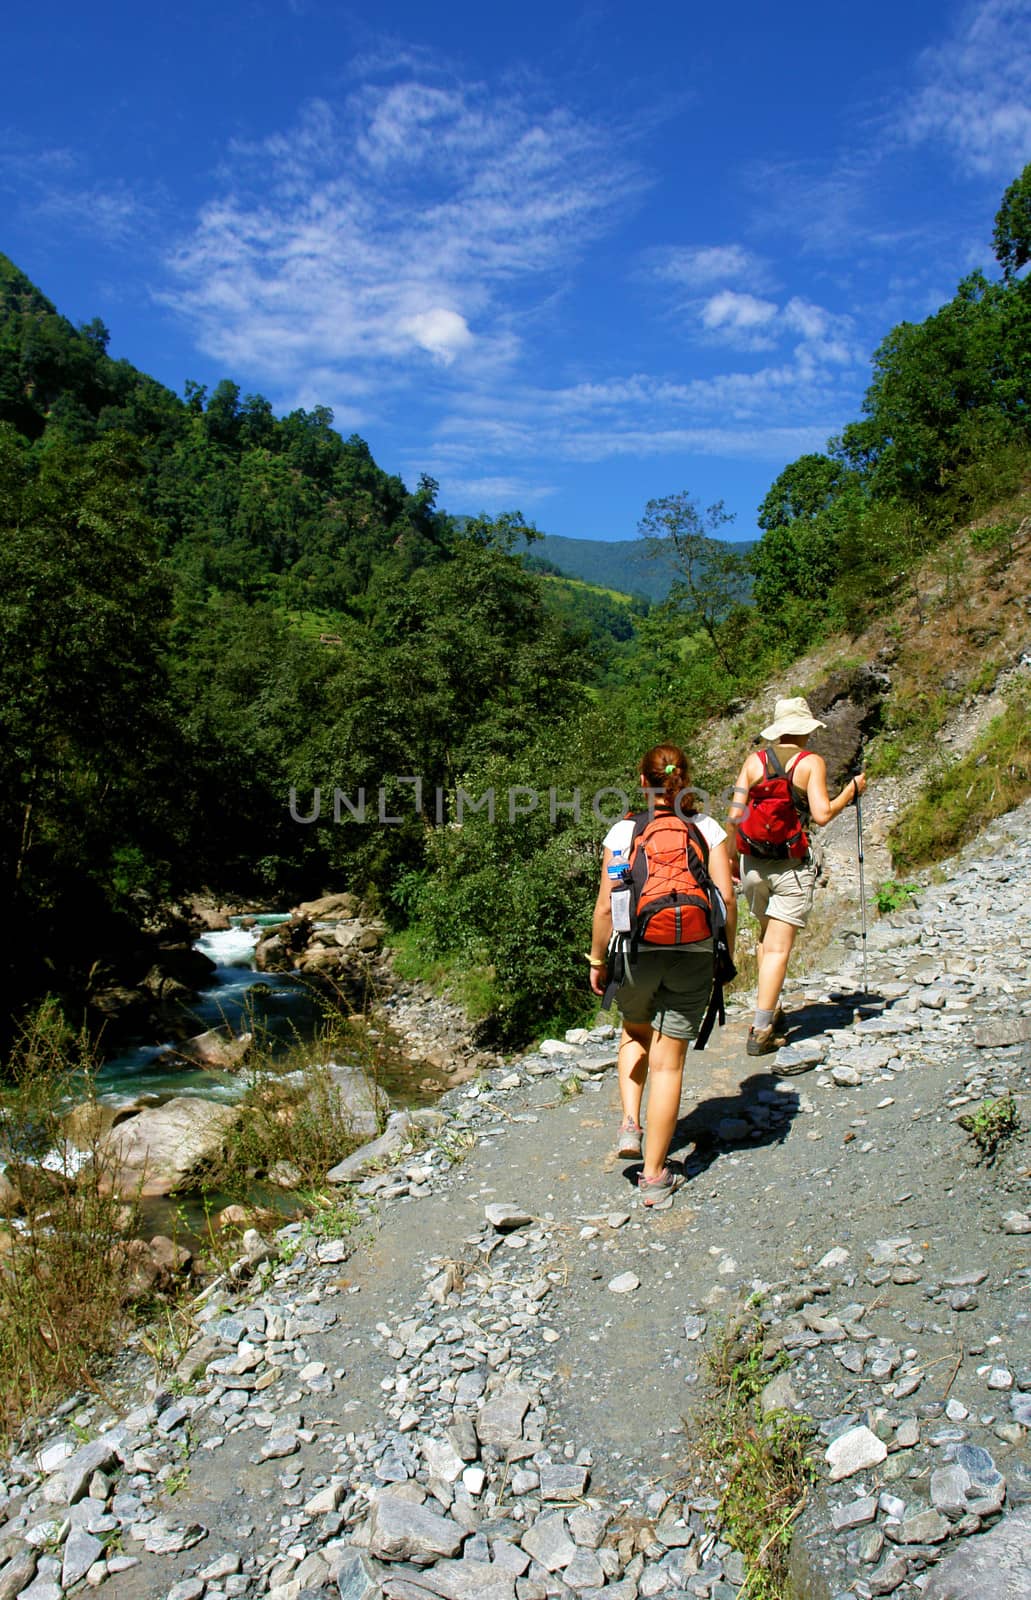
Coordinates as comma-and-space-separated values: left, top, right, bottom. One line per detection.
624, 810, 714, 946
736, 748, 811, 860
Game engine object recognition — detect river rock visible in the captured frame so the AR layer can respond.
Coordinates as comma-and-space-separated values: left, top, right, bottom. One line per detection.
98, 1097, 243, 1197
923, 1505, 1031, 1598
176, 1028, 254, 1070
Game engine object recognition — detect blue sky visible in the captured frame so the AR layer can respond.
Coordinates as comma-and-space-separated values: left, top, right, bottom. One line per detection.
4, 0, 1031, 542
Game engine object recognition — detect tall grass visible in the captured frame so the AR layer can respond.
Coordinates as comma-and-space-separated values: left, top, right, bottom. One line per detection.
0, 1001, 140, 1438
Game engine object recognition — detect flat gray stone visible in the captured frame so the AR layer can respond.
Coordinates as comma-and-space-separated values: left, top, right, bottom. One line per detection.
476, 1386, 531, 1448
0, 1548, 38, 1600
484, 1204, 533, 1232
62, 1529, 104, 1589
539, 1464, 589, 1503
335, 1548, 383, 1600
327, 1112, 415, 1184
761, 1371, 800, 1416
42, 1438, 121, 1505
773, 1041, 826, 1072
521, 1511, 576, 1572
931, 1464, 973, 1519
923, 1505, 1031, 1598
400, 1559, 517, 1600
563, 1548, 607, 1590
832, 1496, 878, 1531
974, 1017, 1031, 1047
367, 1496, 465, 1565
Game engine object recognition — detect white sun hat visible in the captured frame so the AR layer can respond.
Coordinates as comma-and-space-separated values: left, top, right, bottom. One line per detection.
760, 696, 826, 740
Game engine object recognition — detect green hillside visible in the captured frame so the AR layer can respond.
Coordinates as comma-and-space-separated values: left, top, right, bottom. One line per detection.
525, 530, 754, 602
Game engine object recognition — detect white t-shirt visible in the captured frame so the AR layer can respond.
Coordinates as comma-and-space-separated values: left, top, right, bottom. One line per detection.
603, 812, 726, 856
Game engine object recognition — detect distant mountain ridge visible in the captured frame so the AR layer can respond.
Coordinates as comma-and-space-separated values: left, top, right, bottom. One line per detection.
521, 531, 755, 602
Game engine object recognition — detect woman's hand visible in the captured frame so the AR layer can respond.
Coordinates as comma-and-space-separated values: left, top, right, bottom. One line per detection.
589, 963, 607, 997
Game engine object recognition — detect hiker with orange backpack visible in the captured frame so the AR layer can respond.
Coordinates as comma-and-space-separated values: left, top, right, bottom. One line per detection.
726, 697, 865, 1057
588, 744, 736, 1207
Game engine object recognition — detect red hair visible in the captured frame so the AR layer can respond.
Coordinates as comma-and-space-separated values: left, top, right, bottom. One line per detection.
640, 744, 694, 811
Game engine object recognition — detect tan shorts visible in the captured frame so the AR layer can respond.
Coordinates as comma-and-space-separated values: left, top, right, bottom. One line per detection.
614, 948, 713, 1040
741, 855, 817, 929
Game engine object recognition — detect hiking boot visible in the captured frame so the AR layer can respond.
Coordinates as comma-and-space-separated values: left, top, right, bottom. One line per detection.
746, 1025, 787, 1057
615, 1116, 643, 1159
638, 1167, 682, 1208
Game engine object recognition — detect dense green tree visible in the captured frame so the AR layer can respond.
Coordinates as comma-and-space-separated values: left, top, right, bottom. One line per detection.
993, 162, 1031, 281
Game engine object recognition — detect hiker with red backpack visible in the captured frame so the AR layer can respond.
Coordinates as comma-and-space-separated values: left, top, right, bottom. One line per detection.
587, 744, 736, 1207
726, 697, 866, 1057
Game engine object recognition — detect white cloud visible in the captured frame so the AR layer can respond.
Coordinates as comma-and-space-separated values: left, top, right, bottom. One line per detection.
903, 0, 1031, 176
163, 78, 647, 398
399, 307, 474, 363
700, 290, 779, 334
439, 473, 558, 507
651, 243, 765, 288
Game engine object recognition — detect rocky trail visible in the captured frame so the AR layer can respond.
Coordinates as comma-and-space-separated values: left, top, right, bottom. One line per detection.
1, 803, 1029, 1600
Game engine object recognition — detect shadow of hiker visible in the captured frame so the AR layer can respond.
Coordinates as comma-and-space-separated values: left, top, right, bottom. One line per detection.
618, 1071, 805, 1194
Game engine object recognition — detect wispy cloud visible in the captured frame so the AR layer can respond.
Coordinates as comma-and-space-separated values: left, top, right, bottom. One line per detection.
163, 77, 648, 403
903, 0, 1031, 176
0, 134, 148, 244
649, 242, 769, 289
422, 323, 864, 490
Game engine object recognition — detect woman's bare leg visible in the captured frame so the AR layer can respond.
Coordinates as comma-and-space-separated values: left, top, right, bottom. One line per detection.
618, 1021, 651, 1125
756, 917, 798, 1015
642, 1031, 689, 1178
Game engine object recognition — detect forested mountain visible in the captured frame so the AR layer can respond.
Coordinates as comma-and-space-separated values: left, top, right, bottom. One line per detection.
2, 160, 1031, 1053
521, 530, 754, 602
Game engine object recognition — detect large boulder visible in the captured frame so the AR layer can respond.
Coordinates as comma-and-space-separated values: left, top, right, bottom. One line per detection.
97, 1097, 242, 1197
61, 1100, 138, 1152
297, 891, 361, 921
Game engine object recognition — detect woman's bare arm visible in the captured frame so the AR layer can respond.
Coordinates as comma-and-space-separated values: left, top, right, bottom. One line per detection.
708, 840, 737, 955
589, 850, 615, 995
801, 754, 867, 826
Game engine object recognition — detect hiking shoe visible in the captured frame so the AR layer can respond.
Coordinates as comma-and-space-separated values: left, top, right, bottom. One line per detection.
615, 1117, 643, 1159
638, 1167, 682, 1207
746, 1025, 787, 1057
773, 1005, 789, 1033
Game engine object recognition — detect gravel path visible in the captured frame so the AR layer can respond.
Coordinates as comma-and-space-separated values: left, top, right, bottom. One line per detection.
1, 804, 1029, 1600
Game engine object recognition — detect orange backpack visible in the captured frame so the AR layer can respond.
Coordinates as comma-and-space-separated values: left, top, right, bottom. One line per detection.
623, 810, 714, 946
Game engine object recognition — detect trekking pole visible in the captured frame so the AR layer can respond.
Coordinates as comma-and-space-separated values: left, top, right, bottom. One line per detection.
854, 783, 868, 995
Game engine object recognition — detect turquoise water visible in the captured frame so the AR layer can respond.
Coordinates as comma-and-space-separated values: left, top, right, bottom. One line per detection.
96, 924, 319, 1105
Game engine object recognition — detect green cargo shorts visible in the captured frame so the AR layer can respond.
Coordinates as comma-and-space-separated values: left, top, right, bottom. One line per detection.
614, 947, 713, 1040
